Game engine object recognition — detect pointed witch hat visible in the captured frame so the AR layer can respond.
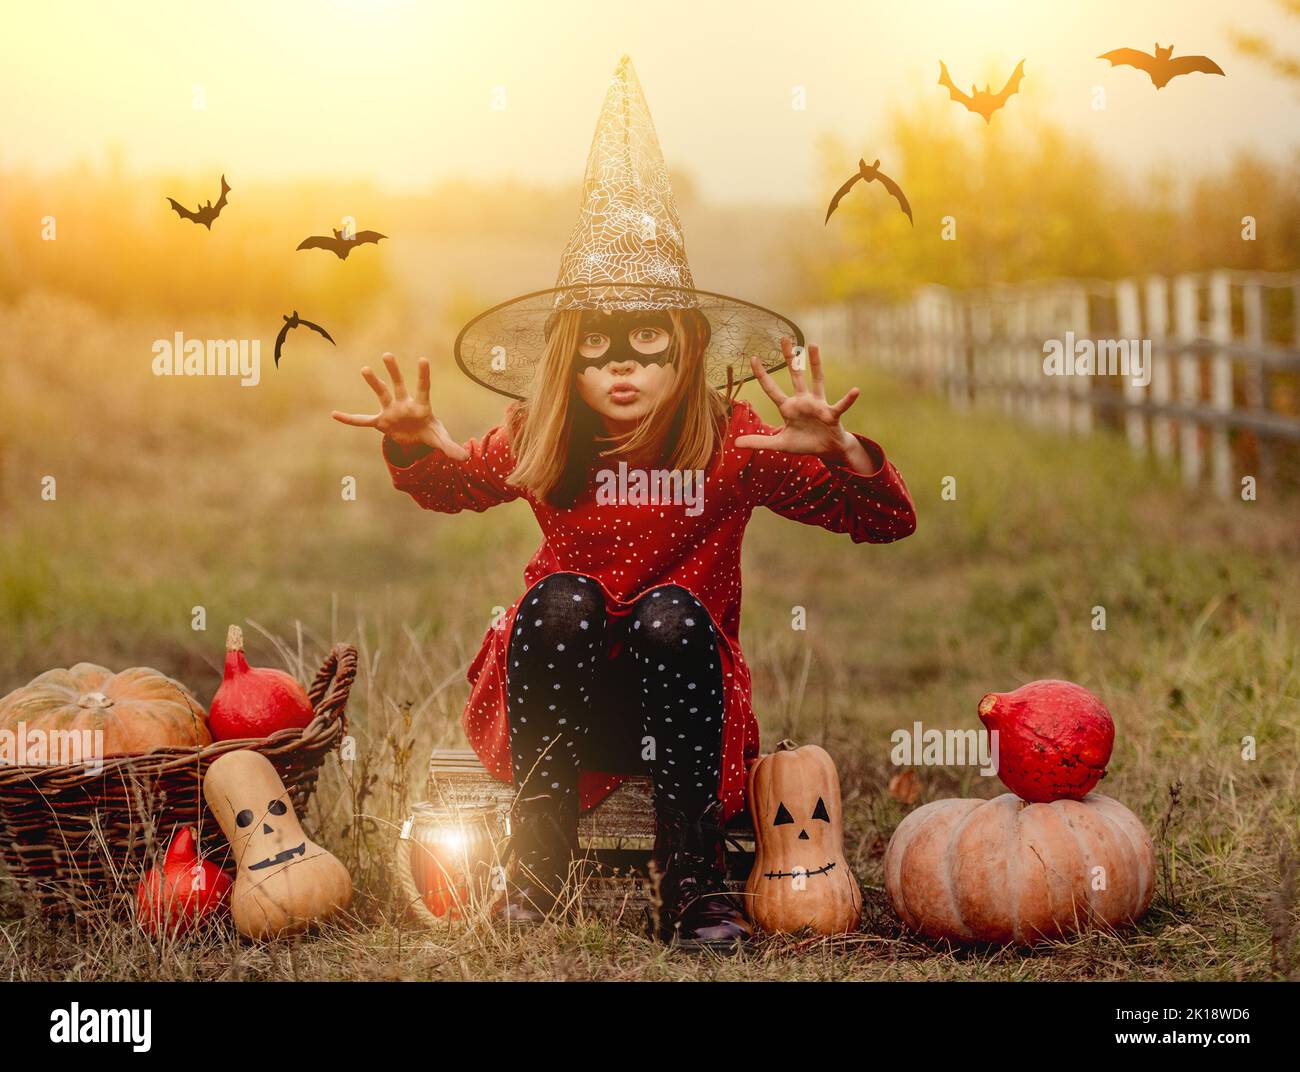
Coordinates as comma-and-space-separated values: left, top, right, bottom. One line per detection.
454, 55, 802, 400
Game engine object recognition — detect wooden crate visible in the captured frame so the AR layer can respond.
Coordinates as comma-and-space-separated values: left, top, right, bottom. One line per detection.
423, 748, 754, 887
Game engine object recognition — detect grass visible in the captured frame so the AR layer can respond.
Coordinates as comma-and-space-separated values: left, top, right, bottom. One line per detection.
1, 293, 1297, 980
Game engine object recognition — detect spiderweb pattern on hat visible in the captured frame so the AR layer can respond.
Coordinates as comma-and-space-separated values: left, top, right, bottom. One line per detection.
454, 56, 801, 400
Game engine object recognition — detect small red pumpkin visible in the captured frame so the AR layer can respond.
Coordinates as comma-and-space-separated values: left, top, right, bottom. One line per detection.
978, 679, 1114, 803
208, 625, 315, 741
135, 828, 233, 936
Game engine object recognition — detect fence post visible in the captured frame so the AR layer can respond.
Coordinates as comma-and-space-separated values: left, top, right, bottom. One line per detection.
1145, 277, 1173, 460
1115, 278, 1147, 455
1043, 289, 1067, 431
1173, 274, 1202, 488
955, 294, 973, 410
1208, 272, 1233, 499
970, 299, 989, 408
1012, 294, 1033, 425
1241, 281, 1273, 485
942, 289, 959, 407
996, 296, 1014, 416
1069, 286, 1092, 435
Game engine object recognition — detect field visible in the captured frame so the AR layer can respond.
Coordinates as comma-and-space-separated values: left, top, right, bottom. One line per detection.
2, 291, 1297, 981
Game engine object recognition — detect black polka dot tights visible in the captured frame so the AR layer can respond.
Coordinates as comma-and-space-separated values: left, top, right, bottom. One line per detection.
506, 572, 724, 816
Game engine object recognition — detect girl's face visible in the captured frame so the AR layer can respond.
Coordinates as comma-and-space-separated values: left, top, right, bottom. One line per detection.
572, 310, 678, 431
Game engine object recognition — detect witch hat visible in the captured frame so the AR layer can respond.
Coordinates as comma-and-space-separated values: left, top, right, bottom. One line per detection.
454, 55, 802, 400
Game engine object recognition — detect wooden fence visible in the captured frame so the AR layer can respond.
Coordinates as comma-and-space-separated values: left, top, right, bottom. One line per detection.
799, 270, 1300, 498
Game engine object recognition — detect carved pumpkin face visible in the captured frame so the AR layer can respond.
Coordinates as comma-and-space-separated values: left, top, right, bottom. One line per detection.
763, 794, 838, 879
744, 741, 861, 935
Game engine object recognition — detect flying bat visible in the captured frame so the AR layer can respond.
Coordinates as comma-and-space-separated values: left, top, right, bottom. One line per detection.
825, 158, 913, 226
296, 227, 387, 260
938, 59, 1026, 123
274, 310, 335, 368
166, 175, 230, 229
1098, 44, 1224, 89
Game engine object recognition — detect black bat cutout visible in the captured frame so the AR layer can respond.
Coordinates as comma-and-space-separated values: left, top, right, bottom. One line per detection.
1098, 44, 1224, 89
296, 228, 387, 260
166, 174, 230, 229
825, 158, 913, 226
938, 59, 1026, 123
274, 310, 336, 368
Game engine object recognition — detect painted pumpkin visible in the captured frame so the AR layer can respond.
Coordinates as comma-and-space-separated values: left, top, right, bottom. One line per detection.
0, 663, 209, 758
884, 793, 1155, 945
744, 740, 861, 935
203, 750, 352, 940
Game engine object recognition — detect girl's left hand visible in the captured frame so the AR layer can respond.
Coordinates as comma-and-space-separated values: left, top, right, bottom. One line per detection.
735, 338, 874, 471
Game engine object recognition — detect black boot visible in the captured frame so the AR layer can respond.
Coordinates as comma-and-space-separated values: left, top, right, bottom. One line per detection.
652, 799, 752, 950
499, 793, 578, 924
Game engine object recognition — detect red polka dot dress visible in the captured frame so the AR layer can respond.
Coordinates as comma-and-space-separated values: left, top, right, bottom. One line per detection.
385, 400, 916, 821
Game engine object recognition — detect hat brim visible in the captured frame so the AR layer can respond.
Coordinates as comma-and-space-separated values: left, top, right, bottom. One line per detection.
453, 284, 803, 400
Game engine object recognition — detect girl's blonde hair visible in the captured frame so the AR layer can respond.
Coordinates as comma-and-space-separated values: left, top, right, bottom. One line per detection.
507, 307, 727, 505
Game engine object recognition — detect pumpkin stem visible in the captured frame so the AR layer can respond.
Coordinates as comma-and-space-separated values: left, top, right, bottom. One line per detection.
775, 738, 798, 752
76, 690, 114, 709
226, 625, 244, 653
977, 693, 998, 718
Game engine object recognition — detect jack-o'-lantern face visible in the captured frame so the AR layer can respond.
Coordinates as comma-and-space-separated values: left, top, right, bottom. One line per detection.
762, 794, 837, 879
203, 750, 354, 941
744, 742, 862, 935
233, 796, 307, 872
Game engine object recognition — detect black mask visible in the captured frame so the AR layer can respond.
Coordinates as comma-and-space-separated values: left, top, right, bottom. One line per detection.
575, 311, 674, 370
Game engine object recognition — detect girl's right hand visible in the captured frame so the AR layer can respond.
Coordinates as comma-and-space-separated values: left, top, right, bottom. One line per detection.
331, 353, 470, 461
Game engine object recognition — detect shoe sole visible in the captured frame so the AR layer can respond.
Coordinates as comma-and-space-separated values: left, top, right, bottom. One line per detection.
670, 935, 751, 953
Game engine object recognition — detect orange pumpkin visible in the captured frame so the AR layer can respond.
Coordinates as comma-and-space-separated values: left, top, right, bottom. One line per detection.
0, 663, 210, 758
744, 741, 861, 935
884, 792, 1155, 945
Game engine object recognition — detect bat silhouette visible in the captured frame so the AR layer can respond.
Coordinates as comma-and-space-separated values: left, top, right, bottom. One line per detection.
1098, 44, 1224, 89
296, 228, 387, 260
166, 175, 230, 229
938, 59, 1026, 123
825, 158, 913, 226
274, 310, 335, 368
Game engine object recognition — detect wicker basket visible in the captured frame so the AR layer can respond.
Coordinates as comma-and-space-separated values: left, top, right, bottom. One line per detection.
0, 643, 356, 912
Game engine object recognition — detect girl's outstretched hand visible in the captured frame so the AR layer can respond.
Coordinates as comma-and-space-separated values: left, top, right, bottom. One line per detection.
734, 338, 875, 472
331, 353, 470, 461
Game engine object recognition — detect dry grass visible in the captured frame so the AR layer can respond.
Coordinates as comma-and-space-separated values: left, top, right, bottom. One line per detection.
1, 294, 1297, 980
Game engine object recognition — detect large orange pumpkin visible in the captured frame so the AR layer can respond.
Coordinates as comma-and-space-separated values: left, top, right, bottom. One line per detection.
0, 663, 210, 759
883, 792, 1155, 945
744, 741, 861, 935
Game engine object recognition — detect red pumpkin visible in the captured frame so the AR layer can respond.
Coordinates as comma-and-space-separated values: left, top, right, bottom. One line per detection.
208, 625, 315, 741
978, 679, 1114, 803
135, 828, 232, 936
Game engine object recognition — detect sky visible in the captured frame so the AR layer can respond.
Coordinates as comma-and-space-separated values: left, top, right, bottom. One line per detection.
1, 0, 1296, 205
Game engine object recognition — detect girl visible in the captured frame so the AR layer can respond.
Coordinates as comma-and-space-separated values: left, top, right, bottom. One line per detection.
332, 58, 916, 948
